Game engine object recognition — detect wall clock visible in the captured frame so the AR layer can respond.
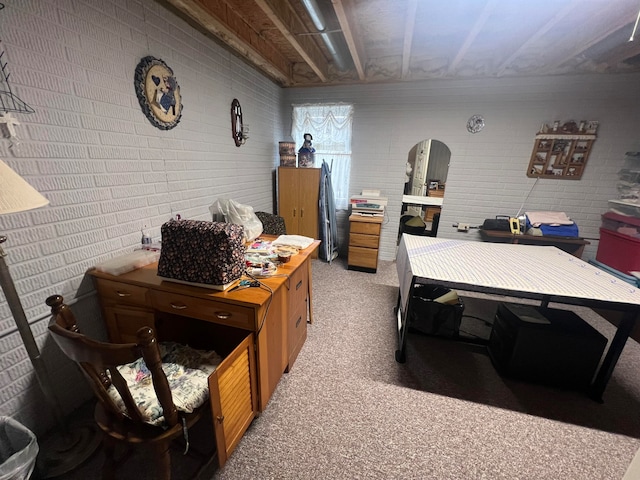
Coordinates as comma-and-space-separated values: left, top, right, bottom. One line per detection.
231, 98, 244, 147
134, 56, 182, 130
467, 114, 485, 134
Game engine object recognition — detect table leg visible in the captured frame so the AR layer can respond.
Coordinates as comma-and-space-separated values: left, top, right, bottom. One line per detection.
395, 282, 418, 364
590, 309, 637, 402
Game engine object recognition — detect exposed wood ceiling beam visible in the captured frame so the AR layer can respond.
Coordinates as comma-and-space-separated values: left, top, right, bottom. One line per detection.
401, 0, 418, 79
496, 0, 578, 76
162, 0, 292, 85
255, 0, 329, 83
599, 41, 640, 68
543, 7, 640, 73
331, 0, 366, 80
448, 0, 498, 75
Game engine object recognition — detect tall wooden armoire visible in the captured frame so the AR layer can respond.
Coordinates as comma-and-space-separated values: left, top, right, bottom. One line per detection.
277, 167, 320, 240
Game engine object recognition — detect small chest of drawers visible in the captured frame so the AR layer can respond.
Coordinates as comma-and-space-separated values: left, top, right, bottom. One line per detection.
348, 214, 383, 273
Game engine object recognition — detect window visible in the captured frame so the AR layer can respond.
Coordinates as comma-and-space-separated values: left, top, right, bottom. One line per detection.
291, 104, 353, 209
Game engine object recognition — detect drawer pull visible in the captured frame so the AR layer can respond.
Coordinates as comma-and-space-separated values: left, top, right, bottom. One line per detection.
296, 280, 303, 290
216, 415, 225, 423
296, 316, 302, 327
116, 291, 132, 297
216, 311, 232, 320
170, 303, 188, 310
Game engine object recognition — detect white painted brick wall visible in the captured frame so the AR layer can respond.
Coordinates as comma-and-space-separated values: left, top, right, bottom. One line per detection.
284, 74, 640, 262
0, 0, 283, 435
3, 0, 640, 439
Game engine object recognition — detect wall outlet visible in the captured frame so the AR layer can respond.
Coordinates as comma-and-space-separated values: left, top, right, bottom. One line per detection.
458, 223, 470, 232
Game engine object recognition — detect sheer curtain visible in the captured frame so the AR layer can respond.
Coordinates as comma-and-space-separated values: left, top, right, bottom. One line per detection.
291, 104, 353, 209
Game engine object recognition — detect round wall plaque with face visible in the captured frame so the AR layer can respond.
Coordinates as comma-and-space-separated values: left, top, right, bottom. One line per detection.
467, 114, 485, 134
134, 56, 182, 130
231, 98, 243, 147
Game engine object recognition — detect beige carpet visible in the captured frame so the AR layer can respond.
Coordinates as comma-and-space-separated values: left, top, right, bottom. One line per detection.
56, 257, 640, 479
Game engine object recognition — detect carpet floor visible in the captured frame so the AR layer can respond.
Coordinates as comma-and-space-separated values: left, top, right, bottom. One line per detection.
55, 257, 640, 479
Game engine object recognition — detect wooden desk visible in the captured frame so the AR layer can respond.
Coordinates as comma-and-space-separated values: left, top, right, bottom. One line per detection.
89, 239, 319, 466
479, 229, 590, 258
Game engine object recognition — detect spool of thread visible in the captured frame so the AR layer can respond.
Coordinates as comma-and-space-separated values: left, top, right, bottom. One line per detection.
278, 253, 291, 263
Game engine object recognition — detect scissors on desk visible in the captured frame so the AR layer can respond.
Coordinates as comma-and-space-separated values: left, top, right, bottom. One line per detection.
228, 279, 260, 292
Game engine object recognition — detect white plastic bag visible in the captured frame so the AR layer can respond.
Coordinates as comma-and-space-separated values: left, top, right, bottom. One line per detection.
212, 198, 263, 242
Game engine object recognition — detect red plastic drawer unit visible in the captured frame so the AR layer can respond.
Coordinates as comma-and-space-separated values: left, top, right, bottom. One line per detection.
596, 228, 640, 275
601, 212, 640, 237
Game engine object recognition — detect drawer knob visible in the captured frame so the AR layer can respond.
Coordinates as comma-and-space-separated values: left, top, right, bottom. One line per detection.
216, 415, 224, 423
216, 311, 231, 320
170, 303, 187, 310
116, 291, 132, 297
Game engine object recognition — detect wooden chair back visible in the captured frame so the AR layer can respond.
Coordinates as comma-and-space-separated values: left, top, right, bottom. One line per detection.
46, 295, 178, 429
46, 295, 209, 479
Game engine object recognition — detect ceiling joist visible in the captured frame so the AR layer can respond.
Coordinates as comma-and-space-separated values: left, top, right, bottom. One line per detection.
543, 6, 640, 73
255, 0, 329, 83
331, 0, 366, 80
448, 0, 499, 75
164, 0, 292, 85
401, 0, 418, 79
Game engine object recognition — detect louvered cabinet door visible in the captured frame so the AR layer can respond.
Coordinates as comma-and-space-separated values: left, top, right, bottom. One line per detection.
209, 333, 257, 468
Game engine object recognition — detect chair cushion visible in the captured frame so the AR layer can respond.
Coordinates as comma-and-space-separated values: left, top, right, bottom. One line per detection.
107, 342, 221, 426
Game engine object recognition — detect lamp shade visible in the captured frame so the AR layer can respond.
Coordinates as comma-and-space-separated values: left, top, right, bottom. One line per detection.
0, 159, 49, 214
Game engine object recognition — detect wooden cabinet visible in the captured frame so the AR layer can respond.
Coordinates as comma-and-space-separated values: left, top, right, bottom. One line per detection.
278, 167, 320, 239
348, 214, 383, 273
527, 122, 598, 179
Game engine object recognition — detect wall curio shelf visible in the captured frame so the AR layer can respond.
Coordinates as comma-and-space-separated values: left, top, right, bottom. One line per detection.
527, 120, 598, 180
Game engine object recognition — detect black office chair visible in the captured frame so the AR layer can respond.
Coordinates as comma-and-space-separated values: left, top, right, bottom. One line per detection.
255, 211, 287, 236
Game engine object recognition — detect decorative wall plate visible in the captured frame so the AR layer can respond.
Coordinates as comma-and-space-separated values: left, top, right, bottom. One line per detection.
467, 114, 485, 133
231, 98, 243, 147
134, 56, 182, 130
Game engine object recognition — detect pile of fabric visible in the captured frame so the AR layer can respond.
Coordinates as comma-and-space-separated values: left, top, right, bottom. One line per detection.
525, 211, 579, 237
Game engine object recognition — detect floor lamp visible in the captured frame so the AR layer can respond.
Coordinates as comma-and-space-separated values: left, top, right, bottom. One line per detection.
0, 159, 99, 477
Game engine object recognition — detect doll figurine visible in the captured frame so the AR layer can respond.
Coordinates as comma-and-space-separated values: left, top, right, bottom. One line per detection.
298, 133, 316, 167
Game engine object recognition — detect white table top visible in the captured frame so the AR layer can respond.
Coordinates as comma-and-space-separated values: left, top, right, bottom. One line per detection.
397, 234, 640, 308
402, 195, 444, 206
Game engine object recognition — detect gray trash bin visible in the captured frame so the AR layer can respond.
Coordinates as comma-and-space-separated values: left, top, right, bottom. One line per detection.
0, 417, 39, 480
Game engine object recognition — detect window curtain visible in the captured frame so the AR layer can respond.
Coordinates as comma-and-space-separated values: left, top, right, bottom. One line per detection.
291, 104, 353, 209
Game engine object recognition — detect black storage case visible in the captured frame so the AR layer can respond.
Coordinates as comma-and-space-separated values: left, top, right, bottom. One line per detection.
488, 303, 607, 389
408, 285, 464, 338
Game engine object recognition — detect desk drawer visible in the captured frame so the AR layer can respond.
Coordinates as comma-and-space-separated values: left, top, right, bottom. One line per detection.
95, 279, 149, 307
350, 232, 380, 249
348, 246, 379, 269
350, 221, 381, 236
288, 263, 308, 314
150, 291, 254, 331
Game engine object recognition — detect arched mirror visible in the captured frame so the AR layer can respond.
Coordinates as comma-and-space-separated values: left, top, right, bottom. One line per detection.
400, 139, 451, 238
